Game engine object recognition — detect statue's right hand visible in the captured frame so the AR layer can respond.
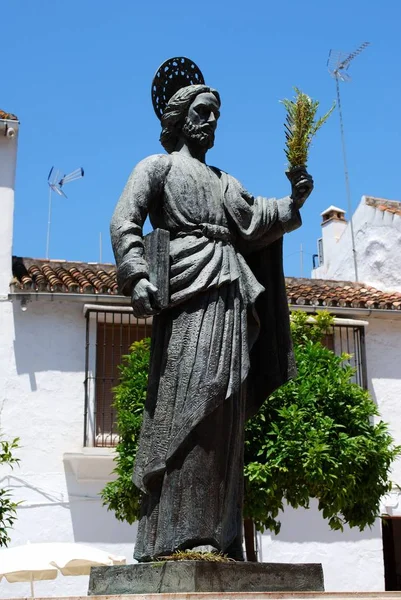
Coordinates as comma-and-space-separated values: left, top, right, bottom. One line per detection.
131, 278, 160, 318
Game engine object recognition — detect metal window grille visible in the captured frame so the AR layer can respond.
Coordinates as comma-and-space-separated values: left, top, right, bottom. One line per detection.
322, 323, 367, 389
317, 238, 324, 266
83, 308, 152, 447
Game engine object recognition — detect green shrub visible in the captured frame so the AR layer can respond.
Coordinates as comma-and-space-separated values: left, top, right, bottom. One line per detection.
0, 436, 20, 547
101, 339, 149, 523
244, 311, 399, 533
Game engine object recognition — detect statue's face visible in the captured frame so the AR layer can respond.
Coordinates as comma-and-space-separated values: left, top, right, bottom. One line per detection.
182, 92, 220, 150
187, 92, 220, 131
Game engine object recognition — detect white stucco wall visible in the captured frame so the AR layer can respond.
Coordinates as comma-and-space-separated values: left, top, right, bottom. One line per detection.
313, 198, 401, 292
366, 317, 401, 484
261, 503, 383, 592
0, 297, 137, 599
3, 295, 401, 594
0, 123, 18, 297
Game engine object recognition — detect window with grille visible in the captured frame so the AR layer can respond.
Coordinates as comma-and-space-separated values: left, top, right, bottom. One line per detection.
321, 322, 367, 389
83, 307, 152, 447
83, 309, 367, 447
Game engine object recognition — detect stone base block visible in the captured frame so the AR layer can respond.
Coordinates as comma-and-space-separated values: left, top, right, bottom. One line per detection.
88, 561, 324, 595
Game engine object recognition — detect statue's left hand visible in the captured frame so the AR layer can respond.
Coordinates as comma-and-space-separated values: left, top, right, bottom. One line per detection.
289, 169, 314, 208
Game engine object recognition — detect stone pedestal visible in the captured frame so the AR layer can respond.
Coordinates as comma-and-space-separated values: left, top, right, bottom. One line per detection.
88, 561, 324, 595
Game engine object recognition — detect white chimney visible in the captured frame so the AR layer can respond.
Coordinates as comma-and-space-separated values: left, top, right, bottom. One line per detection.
0, 115, 19, 297
313, 205, 347, 277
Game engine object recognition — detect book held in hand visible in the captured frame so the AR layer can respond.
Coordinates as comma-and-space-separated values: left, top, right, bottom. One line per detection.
144, 228, 170, 311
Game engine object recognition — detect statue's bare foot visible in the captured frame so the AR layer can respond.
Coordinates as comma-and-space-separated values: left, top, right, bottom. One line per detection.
190, 544, 219, 554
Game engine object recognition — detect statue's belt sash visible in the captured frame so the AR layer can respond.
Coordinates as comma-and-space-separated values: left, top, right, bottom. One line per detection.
172, 223, 232, 243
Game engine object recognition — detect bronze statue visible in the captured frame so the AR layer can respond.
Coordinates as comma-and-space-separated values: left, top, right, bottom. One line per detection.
110, 57, 313, 562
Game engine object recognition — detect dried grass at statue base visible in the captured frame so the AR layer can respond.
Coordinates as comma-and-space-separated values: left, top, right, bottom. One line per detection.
157, 550, 233, 562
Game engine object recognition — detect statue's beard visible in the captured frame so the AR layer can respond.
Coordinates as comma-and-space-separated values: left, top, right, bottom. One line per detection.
182, 117, 215, 149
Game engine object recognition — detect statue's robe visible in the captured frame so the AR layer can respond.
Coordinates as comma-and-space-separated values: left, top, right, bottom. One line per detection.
110, 152, 300, 561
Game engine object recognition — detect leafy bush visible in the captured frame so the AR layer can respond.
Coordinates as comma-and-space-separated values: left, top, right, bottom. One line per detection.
101, 339, 149, 523
0, 436, 20, 547
244, 311, 399, 533
102, 311, 399, 535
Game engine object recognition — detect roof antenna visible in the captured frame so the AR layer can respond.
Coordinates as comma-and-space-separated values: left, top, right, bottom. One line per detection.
46, 167, 84, 259
327, 42, 370, 282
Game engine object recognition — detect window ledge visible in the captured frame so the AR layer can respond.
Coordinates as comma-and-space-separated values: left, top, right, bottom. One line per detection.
63, 448, 117, 482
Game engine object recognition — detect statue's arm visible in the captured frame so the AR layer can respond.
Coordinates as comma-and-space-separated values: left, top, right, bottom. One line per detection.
224, 175, 303, 252
110, 154, 170, 295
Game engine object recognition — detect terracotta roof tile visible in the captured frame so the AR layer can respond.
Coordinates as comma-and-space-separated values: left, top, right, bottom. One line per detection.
0, 109, 18, 121
285, 276, 401, 311
11, 257, 118, 296
10, 257, 401, 311
365, 196, 401, 217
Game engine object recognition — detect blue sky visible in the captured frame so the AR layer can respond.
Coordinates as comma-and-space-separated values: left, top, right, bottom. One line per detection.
2, 0, 400, 278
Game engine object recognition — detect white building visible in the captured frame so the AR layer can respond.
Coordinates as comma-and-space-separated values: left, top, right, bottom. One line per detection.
2, 113, 401, 596
312, 199, 401, 292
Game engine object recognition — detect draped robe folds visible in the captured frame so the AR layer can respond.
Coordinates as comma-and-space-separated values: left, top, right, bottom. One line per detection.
110, 152, 301, 561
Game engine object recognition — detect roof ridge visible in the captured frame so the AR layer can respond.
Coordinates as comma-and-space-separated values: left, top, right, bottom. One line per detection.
0, 109, 18, 121
13, 256, 116, 268
10, 257, 401, 309
365, 196, 401, 216
284, 276, 380, 291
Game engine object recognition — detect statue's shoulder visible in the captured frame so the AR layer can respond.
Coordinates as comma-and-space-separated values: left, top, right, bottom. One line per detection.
134, 153, 172, 180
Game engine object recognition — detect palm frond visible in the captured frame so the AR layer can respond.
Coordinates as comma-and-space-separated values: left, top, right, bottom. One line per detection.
281, 88, 335, 170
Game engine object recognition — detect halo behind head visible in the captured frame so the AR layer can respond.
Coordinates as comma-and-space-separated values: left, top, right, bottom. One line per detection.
151, 57, 205, 120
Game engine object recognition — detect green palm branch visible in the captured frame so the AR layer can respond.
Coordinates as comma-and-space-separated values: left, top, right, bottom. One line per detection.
281, 88, 335, 170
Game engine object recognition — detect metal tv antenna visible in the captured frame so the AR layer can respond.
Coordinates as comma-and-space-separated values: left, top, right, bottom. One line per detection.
46, 166, 84, 259
327, 42, 370, 282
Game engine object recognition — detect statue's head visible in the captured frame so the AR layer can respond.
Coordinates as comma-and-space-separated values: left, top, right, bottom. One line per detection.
160, 84, 221, 154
